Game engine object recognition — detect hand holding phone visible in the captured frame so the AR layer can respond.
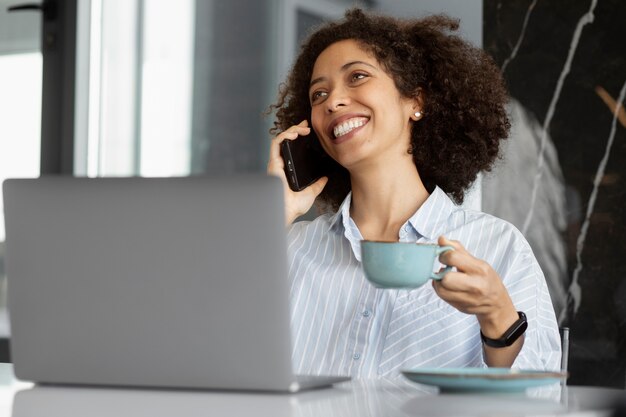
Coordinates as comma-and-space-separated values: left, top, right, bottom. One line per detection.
280, 134, 330, 192
267, 120, 329, 225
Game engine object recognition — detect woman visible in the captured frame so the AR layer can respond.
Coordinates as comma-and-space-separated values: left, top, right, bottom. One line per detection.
267, 9, 561, 377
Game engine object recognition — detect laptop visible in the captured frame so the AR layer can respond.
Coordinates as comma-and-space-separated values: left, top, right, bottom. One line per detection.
3, 175, 349, 392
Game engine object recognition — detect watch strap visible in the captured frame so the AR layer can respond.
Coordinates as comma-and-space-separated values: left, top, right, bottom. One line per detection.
480, 311, 527, 348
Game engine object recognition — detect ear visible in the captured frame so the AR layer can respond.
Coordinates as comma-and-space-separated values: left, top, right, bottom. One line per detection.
409, 90, 425, 121
410, 110, 423, 121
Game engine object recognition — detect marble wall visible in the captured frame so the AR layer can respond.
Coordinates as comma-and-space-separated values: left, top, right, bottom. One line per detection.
483, 0, 626, 388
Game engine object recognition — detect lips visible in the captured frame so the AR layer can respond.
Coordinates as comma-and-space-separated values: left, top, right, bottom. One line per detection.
328, 116, 370, 140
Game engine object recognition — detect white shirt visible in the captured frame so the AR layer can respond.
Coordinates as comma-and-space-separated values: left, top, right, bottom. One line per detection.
287, 186, 561, 377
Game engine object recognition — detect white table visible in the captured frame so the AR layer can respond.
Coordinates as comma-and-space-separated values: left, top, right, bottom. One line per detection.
0, 364, 623, 417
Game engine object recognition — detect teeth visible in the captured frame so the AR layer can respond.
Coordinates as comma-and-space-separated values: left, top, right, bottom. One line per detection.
333, 117, 368, 138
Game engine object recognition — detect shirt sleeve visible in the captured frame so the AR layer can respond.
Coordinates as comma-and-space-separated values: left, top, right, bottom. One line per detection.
501, 238, 562, 371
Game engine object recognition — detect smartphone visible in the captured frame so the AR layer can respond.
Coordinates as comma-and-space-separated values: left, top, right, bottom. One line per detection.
280, 135, 330, 192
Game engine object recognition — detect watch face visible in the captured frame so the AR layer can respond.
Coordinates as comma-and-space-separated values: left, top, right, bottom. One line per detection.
505, 318, 528, 346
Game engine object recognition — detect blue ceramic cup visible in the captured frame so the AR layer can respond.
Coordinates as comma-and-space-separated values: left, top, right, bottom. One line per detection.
361, 241, 455, 289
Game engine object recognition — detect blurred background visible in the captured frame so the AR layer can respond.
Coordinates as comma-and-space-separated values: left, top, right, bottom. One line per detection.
0, 0, 623, 388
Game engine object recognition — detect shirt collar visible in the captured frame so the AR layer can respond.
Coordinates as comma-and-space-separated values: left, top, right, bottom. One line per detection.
328, 186, 457, 258
328, 192, 366, 261
407, 186, 457, 240
328, 192, 352, 232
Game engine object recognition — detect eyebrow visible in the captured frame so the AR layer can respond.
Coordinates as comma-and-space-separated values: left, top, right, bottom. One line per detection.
309, 60, 377, 89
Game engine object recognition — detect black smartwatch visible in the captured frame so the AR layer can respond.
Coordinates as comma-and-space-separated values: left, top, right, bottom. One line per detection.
480, 311, 527, 348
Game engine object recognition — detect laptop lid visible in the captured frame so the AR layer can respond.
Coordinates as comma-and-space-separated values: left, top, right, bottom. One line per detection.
3, 175, 304, 391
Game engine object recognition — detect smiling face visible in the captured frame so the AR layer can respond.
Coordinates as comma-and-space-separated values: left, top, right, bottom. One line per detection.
309, 39, 419, 171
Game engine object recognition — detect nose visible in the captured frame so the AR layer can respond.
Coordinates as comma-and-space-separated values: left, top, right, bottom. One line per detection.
325, 87, 350, 113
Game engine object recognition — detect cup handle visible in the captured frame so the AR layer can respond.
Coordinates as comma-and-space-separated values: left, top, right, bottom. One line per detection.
430, 246, 455, 280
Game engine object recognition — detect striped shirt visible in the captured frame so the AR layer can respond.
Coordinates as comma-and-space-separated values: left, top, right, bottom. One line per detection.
287, 186, 561, 377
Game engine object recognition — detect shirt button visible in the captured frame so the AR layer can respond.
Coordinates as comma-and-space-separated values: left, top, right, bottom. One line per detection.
362, 310, 371, 317
353, 353, 361, 360
404, 225, 412, 232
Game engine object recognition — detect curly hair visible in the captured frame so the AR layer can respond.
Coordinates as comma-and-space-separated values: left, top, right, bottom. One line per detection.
270, 8, 510, 211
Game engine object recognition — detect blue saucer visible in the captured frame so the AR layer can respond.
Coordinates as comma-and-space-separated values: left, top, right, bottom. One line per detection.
402, 368, 567, 392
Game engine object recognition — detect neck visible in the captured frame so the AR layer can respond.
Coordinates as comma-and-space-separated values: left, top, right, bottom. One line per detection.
348, 154, 429, 242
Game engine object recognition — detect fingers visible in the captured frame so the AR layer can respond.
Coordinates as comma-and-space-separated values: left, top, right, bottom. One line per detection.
267, 120, 311, 175
432, 271, 489, 310
272, 120, 310, 144
434, 270, 471, 292
438, 236, 469, 257
435, 237, 497, 293
267, 120, 324, 226
437, 235, 486, 275
433, 236, 514, 318
304, 176, 328, 199
434, 235, 494, 292
433, 276, 510, 317
283, 177, 327, 226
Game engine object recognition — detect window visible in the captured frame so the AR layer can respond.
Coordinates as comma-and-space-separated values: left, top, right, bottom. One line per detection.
0, 4, 42, 336
77, 0, 194, 177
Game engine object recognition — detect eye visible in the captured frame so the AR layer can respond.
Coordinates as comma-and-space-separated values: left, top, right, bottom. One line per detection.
310, 90, 327, 103
350, 72, 368, 82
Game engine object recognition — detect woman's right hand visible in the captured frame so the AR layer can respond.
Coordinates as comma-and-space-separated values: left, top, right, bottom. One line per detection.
267, 120, 328, 226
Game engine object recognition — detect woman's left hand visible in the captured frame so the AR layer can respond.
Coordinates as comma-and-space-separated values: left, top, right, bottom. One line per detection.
432, 236, 519, 339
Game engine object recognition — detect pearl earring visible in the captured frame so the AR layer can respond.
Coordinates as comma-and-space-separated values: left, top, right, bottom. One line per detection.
414, 111, 422, 118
